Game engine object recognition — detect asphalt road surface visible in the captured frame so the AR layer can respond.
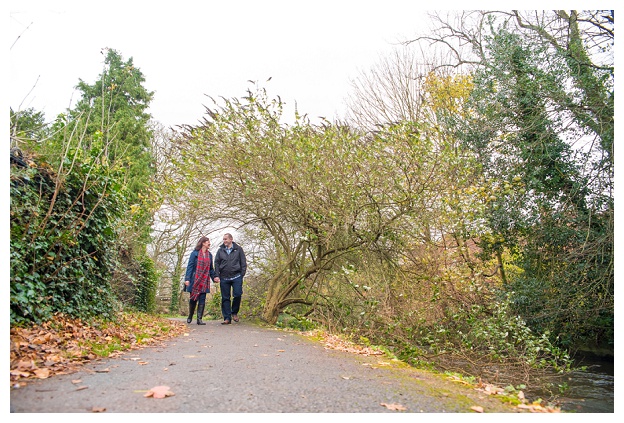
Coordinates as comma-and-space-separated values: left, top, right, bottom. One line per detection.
10, 318, 518, 413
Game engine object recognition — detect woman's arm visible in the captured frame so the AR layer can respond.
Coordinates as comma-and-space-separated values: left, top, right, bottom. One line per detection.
184, 250, 197, 286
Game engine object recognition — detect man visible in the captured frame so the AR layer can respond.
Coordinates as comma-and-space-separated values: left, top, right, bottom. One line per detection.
214, 233, 247, 325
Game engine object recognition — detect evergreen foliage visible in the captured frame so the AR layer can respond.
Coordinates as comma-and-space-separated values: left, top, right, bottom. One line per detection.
10, 48, 159, 323
10, 137, 124, 324
67, 48, 159, 310
457, 15, 614, 351
71, 47, 156, 247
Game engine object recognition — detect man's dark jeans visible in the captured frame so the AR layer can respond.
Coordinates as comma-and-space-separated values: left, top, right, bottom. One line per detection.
220, 275, 243, 321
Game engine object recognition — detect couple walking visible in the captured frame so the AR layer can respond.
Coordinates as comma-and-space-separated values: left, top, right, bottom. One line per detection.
184, 233, 247, 325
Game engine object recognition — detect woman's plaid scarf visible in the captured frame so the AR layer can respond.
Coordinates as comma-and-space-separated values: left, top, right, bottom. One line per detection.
190, 250, 211, 301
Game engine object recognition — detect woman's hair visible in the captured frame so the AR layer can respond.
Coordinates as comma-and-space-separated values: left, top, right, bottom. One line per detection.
195, 236, 210, 250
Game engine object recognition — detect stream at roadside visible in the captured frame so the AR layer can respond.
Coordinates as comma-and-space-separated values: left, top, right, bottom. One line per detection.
524, 352, 614, 413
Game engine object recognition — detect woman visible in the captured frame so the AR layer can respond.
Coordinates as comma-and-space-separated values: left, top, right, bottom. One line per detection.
184, 236, 217, 325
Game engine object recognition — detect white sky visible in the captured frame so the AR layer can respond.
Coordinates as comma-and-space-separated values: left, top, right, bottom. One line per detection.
8, 0, 443, 128
8, 1, 594, 128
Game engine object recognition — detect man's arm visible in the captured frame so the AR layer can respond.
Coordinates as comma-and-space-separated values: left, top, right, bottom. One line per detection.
240, 248, 247, 277
213, 249, 221, 278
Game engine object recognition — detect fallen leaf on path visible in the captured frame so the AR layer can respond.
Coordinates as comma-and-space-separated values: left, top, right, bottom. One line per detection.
76, 386, 88, 391
277, 349, 285, 352
16, 359, 35, 370
341, 376, 350, 380
471, 405, 484, 413
71, 379, 82, 384
138, 361, 149, 365
33, 368, 50, 379
517, 403, 561, 413
380, 403, 407, 411
479, 383, 504, 395
95, 368, 110, 373
144, 385, 175, 399
91, 406, 106, 412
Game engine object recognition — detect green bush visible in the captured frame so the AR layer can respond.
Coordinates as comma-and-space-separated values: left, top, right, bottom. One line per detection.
10, 146, 125, 324
132, 255, 159, 313
415, 294, 572, 372
203, 291, 222, 319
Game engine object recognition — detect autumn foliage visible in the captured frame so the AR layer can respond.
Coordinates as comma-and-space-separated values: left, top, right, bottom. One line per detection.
10, 312, 187, 387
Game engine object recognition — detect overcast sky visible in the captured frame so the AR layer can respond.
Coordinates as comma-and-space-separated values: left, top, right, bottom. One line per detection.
8, 0, 452, 128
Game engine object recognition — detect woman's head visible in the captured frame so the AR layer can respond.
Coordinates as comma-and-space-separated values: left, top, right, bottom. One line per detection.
195, 236, 210, 250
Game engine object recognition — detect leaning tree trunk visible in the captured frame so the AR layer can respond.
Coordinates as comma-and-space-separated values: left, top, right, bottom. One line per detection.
262, 272, 287, 324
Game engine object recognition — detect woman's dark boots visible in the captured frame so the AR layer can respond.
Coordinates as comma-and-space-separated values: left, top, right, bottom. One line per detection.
187, 300, 197, 324
197, 303, 206, 325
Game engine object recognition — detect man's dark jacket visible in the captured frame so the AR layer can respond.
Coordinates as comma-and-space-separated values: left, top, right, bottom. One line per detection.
214, 242, 247, 280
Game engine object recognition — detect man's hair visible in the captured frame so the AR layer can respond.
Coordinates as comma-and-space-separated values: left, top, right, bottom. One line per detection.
224, 233, 233, 240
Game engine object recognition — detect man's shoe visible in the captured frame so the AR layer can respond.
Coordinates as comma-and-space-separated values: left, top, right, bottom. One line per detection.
221, 320, 231, 325
232, 314, 239, 322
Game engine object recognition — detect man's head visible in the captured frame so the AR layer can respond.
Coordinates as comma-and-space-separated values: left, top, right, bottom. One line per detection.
223, 233, 233, 248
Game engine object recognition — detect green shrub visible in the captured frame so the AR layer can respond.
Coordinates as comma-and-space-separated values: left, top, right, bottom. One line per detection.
10, 145, 125, 324
132, 255, 159, 313
417, 293, 572, 372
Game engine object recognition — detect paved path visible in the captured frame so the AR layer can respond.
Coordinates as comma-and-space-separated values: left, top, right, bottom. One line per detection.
10, 319, 518, 413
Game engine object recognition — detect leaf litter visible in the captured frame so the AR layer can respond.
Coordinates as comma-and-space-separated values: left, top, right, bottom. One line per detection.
10, 312, 187, 387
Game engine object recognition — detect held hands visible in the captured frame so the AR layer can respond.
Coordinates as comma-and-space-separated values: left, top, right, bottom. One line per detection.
184, 281, 189, 286
214, 277, 220, 283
